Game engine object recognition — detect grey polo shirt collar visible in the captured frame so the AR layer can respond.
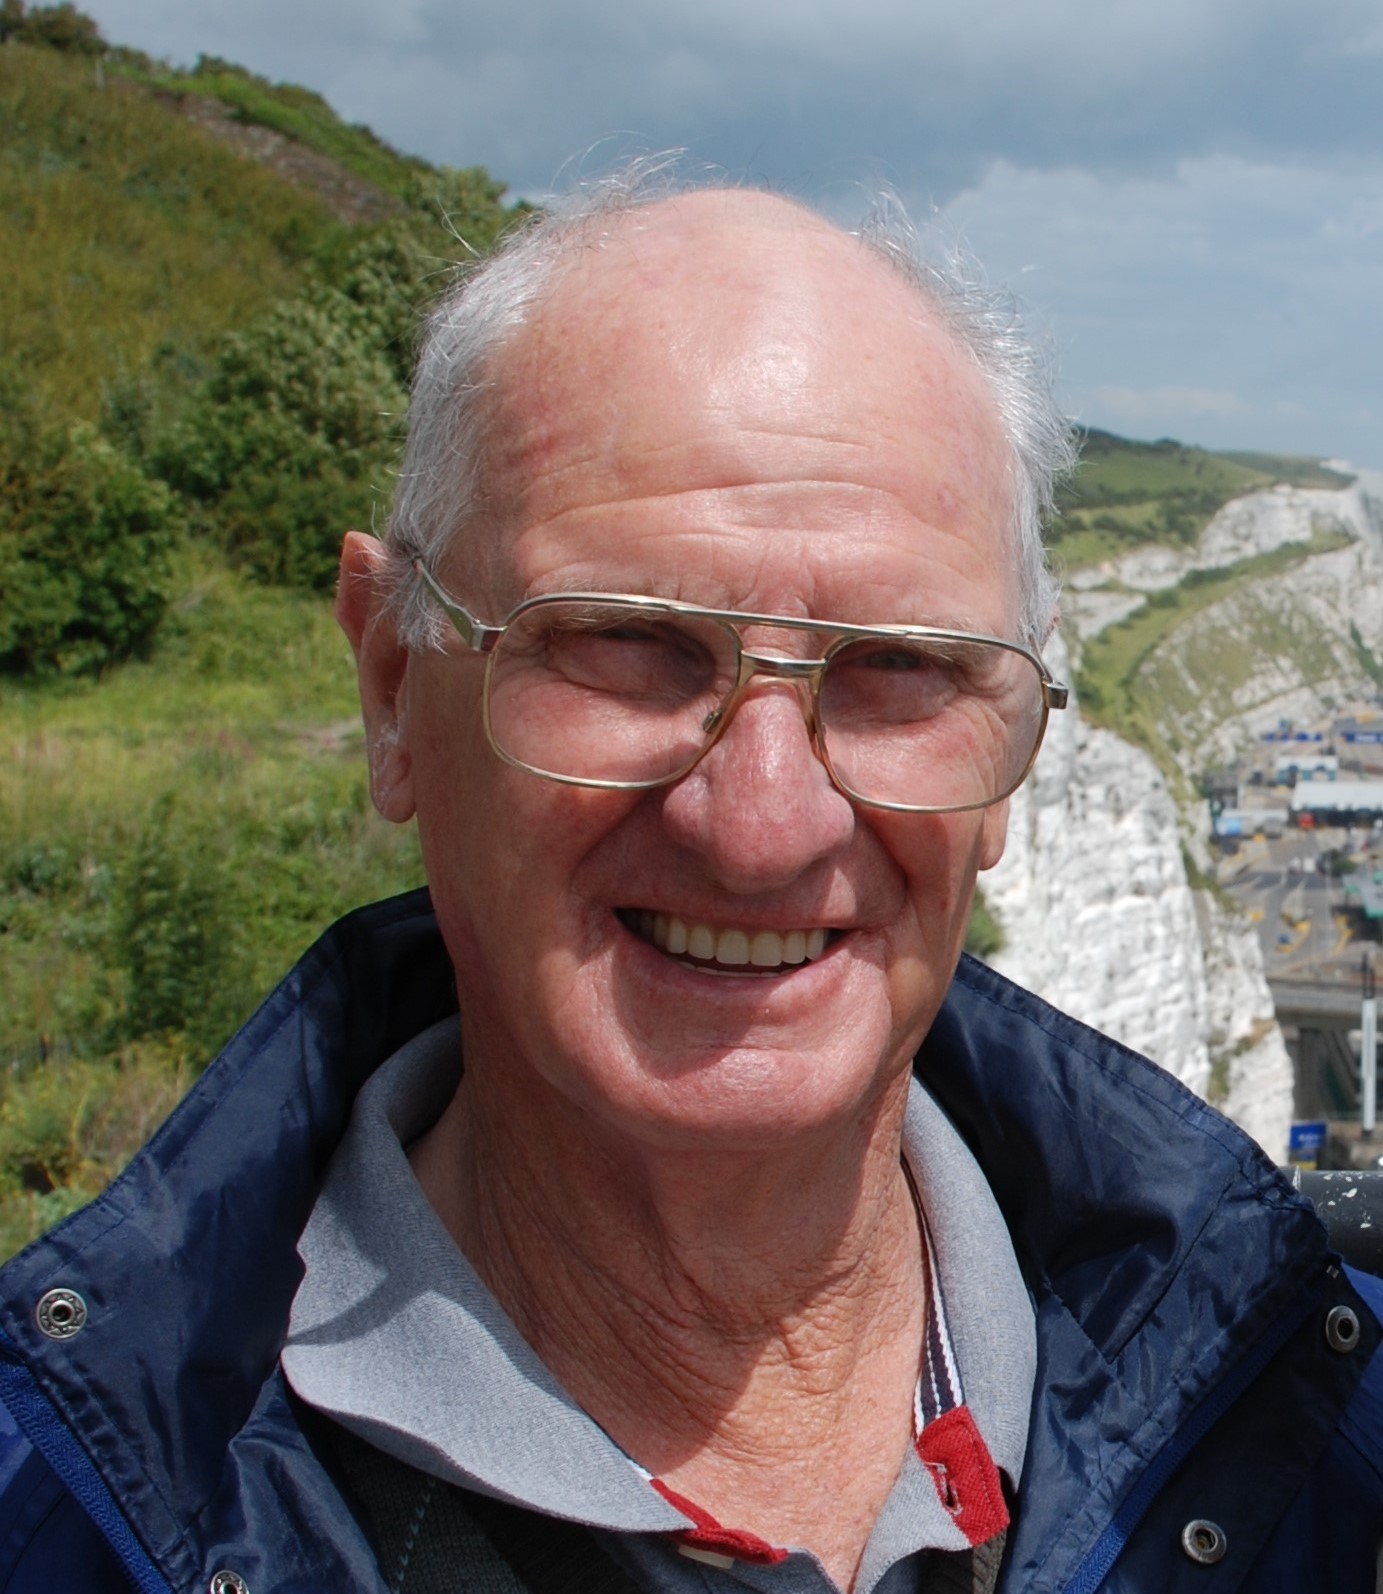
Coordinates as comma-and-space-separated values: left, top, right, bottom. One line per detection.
283, 1019, 1035, 1593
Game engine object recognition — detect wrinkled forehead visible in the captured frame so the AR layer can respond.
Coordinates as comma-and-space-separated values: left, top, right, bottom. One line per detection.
467, 193, 1017, 617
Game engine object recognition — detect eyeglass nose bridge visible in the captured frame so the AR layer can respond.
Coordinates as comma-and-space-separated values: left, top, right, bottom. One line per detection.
698, 648, 830, 747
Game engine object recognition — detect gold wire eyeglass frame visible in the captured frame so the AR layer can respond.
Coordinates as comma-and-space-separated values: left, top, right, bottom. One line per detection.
413, 560, 1068, 815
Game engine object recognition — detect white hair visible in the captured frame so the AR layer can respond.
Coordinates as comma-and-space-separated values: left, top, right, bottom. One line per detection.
384, 162, 1073, 650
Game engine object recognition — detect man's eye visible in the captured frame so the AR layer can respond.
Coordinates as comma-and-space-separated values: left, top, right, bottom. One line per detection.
560, 619, 698, 659
852, 645, 938, 672
588, 622, 668, 646
837, 642, 961, 683
540, 619, 717, 695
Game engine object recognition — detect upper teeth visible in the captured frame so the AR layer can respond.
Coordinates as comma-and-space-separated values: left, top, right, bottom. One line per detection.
634, 912, 827, 969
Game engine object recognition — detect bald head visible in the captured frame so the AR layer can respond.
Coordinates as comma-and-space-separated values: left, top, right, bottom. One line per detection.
469, 193, 1015, 629
385, 173, 1070, 647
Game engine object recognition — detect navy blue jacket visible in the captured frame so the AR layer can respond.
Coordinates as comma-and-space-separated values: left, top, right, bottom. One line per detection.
0, 889, 1378, 1592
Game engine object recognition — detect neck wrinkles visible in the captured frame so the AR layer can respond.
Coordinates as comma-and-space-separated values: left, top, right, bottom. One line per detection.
409, 1058, 925, 1459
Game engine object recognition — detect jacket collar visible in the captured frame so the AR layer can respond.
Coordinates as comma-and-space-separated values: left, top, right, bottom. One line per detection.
920, 954, 1330, 1589
0, 896, 1331, 1593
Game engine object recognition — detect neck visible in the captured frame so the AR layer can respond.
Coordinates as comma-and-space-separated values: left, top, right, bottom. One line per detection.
410, 1050, 926, 1588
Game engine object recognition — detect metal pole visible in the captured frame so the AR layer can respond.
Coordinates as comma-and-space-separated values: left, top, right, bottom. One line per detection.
1363, 953, 1377, 1143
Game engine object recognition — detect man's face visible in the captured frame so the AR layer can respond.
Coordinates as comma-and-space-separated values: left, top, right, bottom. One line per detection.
363, 196, 1019, 1156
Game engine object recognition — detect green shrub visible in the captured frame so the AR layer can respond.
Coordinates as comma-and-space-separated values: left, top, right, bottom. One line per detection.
2, 841, 77, 896
0, 1042, 188, 1257
0, 1056, 109, 1193
316, 224, 439, 386
156, 295, 405, 589
0, 374, 182, 675
0, 1, 104, 53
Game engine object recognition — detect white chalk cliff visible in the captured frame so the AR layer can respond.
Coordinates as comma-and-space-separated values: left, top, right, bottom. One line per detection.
982, 471, 1383, 1162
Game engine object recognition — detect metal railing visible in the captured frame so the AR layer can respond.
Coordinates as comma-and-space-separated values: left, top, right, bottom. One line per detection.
1285, 1168, 1383, 1274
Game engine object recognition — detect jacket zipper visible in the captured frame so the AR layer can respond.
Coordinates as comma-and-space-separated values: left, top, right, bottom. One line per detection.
1061, 1276, 1325, 1594
0, 1327, 173, 1594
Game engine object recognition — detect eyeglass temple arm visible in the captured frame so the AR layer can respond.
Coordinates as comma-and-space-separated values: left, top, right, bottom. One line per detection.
413, 561, 505, 653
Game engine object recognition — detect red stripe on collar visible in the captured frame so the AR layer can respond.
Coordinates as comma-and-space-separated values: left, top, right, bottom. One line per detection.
915, 1405, 1009, 1548
650, 1478, 791, 1565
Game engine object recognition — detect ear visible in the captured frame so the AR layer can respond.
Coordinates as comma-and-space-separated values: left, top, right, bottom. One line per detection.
978, 797, 1009, 872
336, 531, 416, 823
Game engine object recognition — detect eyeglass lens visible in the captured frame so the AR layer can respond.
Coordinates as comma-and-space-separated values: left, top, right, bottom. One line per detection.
484, 600, 1045, 810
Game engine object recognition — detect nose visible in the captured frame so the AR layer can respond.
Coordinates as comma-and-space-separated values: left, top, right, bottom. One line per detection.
657, 678, 856, 894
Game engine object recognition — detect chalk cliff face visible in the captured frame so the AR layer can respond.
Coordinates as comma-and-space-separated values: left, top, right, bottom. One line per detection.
1063, 474, 1383, 778
980, 472, 1383, 1162
982, 633, 1213, 1087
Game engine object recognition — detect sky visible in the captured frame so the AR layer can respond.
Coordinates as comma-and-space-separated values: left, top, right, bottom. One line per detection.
76, 0, 1383, 470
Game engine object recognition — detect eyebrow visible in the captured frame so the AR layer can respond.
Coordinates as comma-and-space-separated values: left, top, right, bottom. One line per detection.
515, 579, 985, 634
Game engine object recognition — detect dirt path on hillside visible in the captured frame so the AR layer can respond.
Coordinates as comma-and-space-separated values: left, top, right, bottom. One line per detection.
167, 91, 406, 227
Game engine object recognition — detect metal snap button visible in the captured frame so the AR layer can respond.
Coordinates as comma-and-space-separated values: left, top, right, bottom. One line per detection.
1181, 1519, 1228, 1565
34, 1288, 87, 1340
1325, 1305, 1361, 1353
209, 1573, 249, 1594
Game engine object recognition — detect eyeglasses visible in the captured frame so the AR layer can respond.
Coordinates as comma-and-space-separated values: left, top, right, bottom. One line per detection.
414, 563, 1067, 814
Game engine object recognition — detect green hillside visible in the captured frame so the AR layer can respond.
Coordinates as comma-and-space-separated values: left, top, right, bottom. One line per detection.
0, 11, 527, 1255
1049, 430, 1354, 570
2, 43, 339, 424
1, 16, 525, 652
1053, 433, 1365, 793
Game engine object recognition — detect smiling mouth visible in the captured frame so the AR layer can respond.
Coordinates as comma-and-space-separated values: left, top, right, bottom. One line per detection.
621, 910, 833, 976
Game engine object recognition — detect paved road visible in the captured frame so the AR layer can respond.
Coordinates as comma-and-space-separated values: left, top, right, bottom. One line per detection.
1217, 824, 1378, 981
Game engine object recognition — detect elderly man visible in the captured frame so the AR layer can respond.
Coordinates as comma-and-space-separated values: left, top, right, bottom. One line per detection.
0, 180, 1379, 1594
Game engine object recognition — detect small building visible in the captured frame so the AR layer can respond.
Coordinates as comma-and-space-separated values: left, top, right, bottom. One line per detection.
1336, 715, 1383, 747
1289, 779, 1383, 827
1274, 753, 1338, 784
1214, 807, 1287, 839
1342, 872, 1383, 922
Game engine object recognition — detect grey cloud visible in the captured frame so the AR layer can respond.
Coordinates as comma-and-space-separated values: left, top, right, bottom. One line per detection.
384, 0, 1383, 199
72, 0, 1383, 464
943, 154, 1383, 460
81, 0, 1383, 202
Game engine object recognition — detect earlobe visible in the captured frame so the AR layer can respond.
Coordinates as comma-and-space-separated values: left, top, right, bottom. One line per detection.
336, 531, 417, 823
978, 798, 1010, 872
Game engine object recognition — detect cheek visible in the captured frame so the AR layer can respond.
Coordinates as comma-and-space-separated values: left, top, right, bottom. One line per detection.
874, 811, 991, 951
410, 714, 641, 967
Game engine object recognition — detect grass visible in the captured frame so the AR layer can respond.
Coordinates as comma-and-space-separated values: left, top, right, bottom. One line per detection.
0, 43, 349, 423
0, 1042, 190, 1259
1, 543, 424, 1001
1351, 623, 1383, 690
110, 54, 523, 254
1047, 431, 1355, 572
1061, 430, 1274, 505
1215, 452, 1355, 490
0, 542, 424, 1256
